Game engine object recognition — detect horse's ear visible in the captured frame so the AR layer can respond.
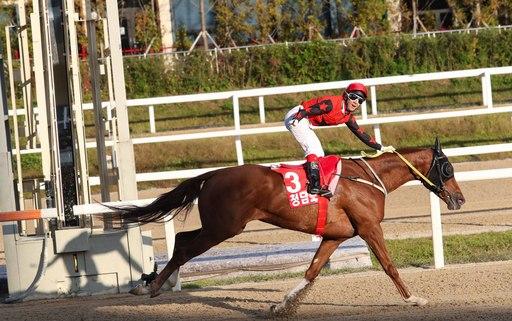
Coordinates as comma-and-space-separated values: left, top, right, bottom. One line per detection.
434, 136, 441, 153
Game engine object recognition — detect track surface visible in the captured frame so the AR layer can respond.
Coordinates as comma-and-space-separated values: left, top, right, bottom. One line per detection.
1, 260, 511, 320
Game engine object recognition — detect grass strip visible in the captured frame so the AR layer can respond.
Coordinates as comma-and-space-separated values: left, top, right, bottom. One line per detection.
182, 230, 512, 289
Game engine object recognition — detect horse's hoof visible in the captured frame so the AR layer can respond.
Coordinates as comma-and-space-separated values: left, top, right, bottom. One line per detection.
269, 304, 280, 316
150, 291, 162, 298
405, 295, 428, 306
148, 282, 162, 298
129, 284, 149, 296
269, 303, 286, 317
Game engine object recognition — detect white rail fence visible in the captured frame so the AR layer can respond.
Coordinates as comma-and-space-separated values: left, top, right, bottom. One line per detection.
10, 67, 512, 176
7, 66, 512, 273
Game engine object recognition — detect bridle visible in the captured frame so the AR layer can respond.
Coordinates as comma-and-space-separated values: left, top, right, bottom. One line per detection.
393, 149, 454, 196
423, 149, 454, 195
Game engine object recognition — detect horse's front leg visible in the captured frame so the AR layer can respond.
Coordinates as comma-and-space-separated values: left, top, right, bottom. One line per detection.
270, 238, 344, 316
359, 224, 428, 306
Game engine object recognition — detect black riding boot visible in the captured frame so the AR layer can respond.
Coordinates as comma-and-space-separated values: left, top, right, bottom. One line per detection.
305, 161, 332, 197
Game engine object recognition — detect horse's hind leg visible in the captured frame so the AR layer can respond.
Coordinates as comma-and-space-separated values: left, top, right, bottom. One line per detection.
359, 224, 428, 306
130, 229, 203, 295
148, 228, 238, 297
271, 238, 344, 316
165, 229, 202, 287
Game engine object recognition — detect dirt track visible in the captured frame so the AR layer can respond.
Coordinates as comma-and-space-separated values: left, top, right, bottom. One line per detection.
1, 260, 511, 321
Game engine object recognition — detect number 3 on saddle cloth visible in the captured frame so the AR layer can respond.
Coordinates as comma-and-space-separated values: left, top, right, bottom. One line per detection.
271, 155, 342, 236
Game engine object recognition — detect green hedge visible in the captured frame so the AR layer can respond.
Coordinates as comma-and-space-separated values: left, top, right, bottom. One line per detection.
118, 29, 512, 99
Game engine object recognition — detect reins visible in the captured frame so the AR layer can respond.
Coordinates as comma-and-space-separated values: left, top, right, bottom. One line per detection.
392, 151, 438, 190
348, 149, 439, 195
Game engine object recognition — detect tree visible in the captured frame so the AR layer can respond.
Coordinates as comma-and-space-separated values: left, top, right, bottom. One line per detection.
447, 0, 512, 28
0, 5, 16, 56
349, 0, 390, 35
175, 25, 192, 51
264, 0, 324, 41
254, 0, 285, 43
213, 0, 253, 47
386, 0, 402, 32
134, 5, 162, 52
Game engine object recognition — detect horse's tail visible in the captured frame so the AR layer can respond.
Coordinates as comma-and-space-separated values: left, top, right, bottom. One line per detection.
108, 170, 218, 224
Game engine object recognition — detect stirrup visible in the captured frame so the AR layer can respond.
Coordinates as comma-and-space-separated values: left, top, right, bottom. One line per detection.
307, 186, 333, 198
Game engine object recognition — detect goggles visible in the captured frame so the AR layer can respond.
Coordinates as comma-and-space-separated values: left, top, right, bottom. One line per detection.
347, 92, 365, 104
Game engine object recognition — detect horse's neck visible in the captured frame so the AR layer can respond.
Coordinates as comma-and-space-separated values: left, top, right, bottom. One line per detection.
375, 149, 433, 193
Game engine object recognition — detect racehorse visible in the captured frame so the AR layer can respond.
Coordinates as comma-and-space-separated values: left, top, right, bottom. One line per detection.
115, 138, 465, 315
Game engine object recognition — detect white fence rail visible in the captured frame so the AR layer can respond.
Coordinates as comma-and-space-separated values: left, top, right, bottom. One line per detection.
9, 66, 512, 170
415, 167, 512, 269
16, 65, 508, 273
9, 65, 512, 186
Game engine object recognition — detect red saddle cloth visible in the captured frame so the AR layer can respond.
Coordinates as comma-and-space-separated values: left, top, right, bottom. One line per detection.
271, 155, 342, 236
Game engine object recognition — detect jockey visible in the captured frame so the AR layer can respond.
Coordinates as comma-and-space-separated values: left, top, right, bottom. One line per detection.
284, 82, 395, 197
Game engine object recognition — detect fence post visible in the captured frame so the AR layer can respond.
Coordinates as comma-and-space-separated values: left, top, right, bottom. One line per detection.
258, 96, 265, 124
148, 105, 156, 133
232, 95, 244, 165
481, 71, 493, 109
164, 218, 181, 290
370, 85, 382, 144
361, 101, 368, 120
429, 192, 445, 269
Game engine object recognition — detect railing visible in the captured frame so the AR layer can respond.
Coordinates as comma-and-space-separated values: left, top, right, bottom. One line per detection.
8, 65, 512, 184
405, 167, 512, 269
7, 65, 512, 274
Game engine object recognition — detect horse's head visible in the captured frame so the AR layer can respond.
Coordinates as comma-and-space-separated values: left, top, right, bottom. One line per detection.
423, 138, 465, 210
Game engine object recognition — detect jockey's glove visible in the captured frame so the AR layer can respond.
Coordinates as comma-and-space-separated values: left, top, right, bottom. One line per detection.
291, 109, 308, 126
380, 145, 396, 153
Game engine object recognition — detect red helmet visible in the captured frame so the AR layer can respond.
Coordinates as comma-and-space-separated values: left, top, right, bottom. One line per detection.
346, 82, 368, 98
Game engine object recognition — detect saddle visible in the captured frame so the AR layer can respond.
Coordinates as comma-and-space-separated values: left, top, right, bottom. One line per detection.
271, 155, 342, 236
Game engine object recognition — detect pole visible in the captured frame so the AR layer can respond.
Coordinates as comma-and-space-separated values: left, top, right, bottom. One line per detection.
16, 0, 35, 148
86, 2, 110, 202
105, 0, 138, 201
0, 42, 17, 213
199, 0, 208, 49
429, 192, 445, 268
412, 0, 418, 36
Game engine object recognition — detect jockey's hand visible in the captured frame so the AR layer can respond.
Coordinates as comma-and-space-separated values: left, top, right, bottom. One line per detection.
380, 145, 396, 153
291, 109, 307, 126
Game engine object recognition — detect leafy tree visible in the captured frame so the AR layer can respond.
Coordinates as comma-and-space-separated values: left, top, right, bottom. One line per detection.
0, 5, 16, 55
281, 0, 325, 40
213, 0, 253, 47
349, 0, 390, 35
175, 25, 192, 51
134, 5, 162, 51
254, 0, 285, 43
447, 0, 512, 28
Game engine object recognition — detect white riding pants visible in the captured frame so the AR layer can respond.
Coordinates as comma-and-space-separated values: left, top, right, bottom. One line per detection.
284, 105, 325, 157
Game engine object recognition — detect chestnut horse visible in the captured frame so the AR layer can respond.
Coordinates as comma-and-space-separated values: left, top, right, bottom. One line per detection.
117, 138, 465, 315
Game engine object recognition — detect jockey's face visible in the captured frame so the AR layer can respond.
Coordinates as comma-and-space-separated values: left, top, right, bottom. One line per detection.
346, 96, 361, 112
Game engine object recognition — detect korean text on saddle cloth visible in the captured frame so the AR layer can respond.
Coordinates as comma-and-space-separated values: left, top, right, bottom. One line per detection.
279, 168, 319, 208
